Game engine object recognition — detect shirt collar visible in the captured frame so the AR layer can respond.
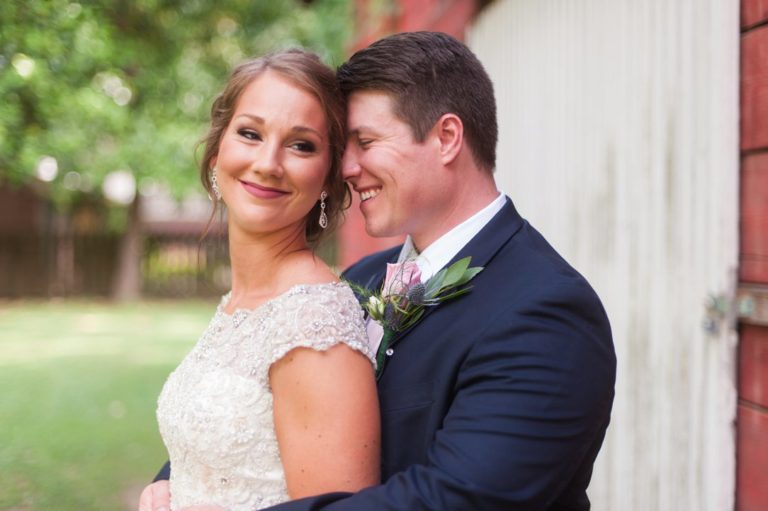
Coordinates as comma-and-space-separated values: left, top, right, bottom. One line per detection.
397, 192, 506, 280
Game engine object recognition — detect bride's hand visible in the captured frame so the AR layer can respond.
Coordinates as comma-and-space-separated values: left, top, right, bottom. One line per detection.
138, 480, 170, 511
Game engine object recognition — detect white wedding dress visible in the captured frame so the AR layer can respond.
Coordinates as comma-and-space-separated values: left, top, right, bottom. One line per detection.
156, 282, 374, 510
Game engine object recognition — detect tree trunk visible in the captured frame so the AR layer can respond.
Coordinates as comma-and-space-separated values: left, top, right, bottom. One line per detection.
111, 195, 142, 301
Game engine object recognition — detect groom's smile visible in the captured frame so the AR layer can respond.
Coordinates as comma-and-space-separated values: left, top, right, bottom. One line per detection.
359, 187, 381, 202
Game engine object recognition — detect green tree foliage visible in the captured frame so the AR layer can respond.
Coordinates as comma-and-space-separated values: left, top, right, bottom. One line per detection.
0, 0, 351, 210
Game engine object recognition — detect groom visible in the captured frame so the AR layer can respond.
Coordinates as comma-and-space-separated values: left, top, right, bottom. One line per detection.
149, 31, 616, 510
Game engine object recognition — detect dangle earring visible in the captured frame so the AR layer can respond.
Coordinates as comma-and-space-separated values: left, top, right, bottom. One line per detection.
318, 191, 328, 229
210, 167, 222, 200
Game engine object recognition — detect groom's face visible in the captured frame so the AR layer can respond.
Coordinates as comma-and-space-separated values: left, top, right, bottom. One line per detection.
342, 91, 444, 241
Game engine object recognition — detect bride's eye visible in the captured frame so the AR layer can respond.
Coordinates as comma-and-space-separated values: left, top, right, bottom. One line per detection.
291, 141, 316, 153
238, 129, 261, 141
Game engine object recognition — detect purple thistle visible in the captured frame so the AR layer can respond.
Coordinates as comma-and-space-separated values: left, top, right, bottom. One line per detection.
406, 283, 427, 305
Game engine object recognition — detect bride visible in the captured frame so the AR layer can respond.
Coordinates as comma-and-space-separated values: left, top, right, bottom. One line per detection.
139, 49, 379, 511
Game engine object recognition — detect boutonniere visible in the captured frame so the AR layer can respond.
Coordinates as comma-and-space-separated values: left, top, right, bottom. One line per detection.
350, 256, 483, 370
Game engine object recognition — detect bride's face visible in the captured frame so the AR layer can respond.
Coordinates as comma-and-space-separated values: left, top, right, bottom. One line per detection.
213, 70, 331, 239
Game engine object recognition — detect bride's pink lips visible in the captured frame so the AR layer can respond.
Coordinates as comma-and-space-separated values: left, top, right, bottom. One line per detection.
239, 180, 288, 199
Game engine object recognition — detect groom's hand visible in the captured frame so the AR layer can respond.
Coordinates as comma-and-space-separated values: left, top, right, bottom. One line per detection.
138, 480, 170, 511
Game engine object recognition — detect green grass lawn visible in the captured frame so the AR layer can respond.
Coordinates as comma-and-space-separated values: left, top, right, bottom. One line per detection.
0, 299, 216, 511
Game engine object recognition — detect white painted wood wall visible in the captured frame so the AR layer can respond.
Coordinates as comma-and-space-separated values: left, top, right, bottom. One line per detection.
468, 1, 740, 510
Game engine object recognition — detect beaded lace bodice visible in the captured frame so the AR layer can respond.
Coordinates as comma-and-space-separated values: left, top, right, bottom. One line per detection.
157, 282, 374, 511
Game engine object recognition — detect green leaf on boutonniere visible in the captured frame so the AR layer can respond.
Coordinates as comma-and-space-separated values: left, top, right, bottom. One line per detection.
441, 256, 472, 288
453, 266, 483, 287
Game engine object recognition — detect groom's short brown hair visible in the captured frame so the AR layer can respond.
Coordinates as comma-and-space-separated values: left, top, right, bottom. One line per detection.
337, 31, 497, 173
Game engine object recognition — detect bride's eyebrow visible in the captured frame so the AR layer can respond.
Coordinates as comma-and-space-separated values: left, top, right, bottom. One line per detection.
234, 114, 324, 140
235, 113, 263, 122
291, 126, 325, 140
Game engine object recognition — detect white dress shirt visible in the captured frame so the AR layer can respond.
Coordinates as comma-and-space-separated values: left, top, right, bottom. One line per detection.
397, 191, 506, 280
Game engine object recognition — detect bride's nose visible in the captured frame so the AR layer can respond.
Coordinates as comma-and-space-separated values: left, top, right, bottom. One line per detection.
250, 142, 284, 178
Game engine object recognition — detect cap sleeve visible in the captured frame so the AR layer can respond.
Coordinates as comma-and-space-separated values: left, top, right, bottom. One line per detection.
265, 284, 375, 378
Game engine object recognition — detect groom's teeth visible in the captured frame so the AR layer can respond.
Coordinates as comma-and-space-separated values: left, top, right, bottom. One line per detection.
360, 188, 381, 202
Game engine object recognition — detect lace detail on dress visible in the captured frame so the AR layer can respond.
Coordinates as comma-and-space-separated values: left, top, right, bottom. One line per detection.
157, 282, 373, 511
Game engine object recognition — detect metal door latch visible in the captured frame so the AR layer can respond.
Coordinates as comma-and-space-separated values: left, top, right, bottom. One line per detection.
703, 284, 768, 334
735, 284, 768, 327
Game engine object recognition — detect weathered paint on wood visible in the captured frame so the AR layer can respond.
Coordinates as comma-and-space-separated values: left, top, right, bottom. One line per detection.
469, 1, 740, 509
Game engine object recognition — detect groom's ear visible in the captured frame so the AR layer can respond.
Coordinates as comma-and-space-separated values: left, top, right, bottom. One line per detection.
434, 113, 464, 166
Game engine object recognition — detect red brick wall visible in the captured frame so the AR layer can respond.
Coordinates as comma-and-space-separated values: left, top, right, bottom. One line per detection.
741, 153, 768, 281
738, 1, 768, 510
742, 0, 768, 29
338, 0, 478, 269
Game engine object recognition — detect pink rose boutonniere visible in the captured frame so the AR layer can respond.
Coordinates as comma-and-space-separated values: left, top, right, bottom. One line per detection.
350, 256, 483, 371
383, 261, 422, 297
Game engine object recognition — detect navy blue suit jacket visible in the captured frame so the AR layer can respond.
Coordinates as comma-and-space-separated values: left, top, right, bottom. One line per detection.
157, 198, 616, 510
264, 198, 616, 510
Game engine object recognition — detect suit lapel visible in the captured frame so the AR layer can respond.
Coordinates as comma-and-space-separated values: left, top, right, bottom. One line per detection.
385, 198, 525, 351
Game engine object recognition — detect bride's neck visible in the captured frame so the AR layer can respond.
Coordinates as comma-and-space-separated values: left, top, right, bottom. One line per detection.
227, 226, 310, 297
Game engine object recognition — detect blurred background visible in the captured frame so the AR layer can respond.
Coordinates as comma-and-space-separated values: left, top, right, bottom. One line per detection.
1, 1, 766, 510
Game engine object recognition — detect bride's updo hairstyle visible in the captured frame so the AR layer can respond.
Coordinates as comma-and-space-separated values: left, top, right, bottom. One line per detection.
200, 49, 350, 246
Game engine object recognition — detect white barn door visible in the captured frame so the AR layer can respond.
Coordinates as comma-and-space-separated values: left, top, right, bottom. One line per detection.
468, 1, 740, 510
